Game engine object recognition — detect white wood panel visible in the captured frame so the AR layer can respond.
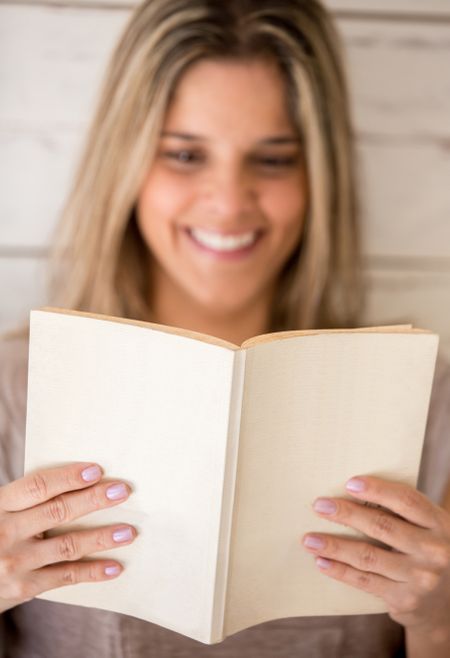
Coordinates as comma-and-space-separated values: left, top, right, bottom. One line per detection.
16, 0, 450, 17
326, 0, 450, 16
362, 268, 450, 361
339, 19, 450, 139
0, 129, 84, 247
2, 6, 450, 141
0, 5, 128, 128
0, 257, 49, 334
357, 140, 450, 259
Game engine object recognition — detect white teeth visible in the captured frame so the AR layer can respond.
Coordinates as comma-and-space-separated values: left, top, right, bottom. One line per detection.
189, 228, 259, 251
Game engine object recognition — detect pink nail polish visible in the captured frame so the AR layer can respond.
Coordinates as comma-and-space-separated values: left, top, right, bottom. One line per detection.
313, 498, 337, 514
303, 535, 325, 549
81, 465, 102, 482
112, 527, 134, 543
346, 478, 366, 493
316, 557, 332, 569
104, 565, 121, 577
106, 483, 129, 500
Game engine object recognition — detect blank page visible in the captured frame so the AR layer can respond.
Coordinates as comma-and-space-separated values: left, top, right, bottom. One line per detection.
25, 310, 237, 644
225, 331, 438, 636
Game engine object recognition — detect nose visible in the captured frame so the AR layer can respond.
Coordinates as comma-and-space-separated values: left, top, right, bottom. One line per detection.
202, 166, 257, 223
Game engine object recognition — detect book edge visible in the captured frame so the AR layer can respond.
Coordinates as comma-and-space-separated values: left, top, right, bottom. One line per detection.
240, 324, 434, 349
32, 308, 431, 354
33, 307, 240, 351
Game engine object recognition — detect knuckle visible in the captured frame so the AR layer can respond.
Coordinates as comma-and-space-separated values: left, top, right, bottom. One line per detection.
57, 534, 79, 561
87, 563, 100, 581
418, 540, 450, 569
399, 487, 420, 512
6, 580, 35, 602
401, 593, 419, 613
355, 570, 372, 591
412, 568, 440, 593
46, 496, 70, 525
359, 544, 378, 570
86, 486, 103, 511
17, 580, 36, 601
61, 566, 78, 586
93, 530, 108, 551
430, 544, 450, 570
26, 473, 49, 502
63, 466, 82, 490
371, 511, 394, 538
0, 555, 18, 579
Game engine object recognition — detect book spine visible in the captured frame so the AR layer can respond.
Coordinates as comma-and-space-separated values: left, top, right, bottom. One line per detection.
209, 349, 247, 643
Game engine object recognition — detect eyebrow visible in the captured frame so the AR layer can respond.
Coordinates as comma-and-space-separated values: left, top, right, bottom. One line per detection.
160, 131, 301, 145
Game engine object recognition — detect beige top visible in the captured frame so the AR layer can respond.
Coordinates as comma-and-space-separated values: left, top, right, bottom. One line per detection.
0, 336, 449, 658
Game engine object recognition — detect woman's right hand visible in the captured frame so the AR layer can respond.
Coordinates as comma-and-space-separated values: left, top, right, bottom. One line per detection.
0, 462, 136, 613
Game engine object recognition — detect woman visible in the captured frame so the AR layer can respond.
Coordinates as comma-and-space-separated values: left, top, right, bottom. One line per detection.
1, 0, 449, 656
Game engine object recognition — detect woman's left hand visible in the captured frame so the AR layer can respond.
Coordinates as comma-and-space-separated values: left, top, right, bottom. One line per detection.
301, 476, 450, 635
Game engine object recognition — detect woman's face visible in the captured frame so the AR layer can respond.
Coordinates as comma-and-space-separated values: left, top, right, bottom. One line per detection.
137, 57, 308, 319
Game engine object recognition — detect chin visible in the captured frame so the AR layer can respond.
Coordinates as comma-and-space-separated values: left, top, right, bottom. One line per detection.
192, 288, 262, 320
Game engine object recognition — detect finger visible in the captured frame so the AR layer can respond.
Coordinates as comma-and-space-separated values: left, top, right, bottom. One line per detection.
312, 497, 422, 554
0, 463, 103, 513
20, 524, 137, 572
312, 555, 399, 604
302, 533, 409, 582
8, 560, 124, 603
10, 480, 132, 542
344, 476, 438, 529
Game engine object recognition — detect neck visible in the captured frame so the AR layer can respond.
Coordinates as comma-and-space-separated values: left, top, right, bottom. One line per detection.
149, 274, 274, 347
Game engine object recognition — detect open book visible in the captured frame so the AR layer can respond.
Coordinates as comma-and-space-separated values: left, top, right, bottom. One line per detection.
24, 307, 439, 644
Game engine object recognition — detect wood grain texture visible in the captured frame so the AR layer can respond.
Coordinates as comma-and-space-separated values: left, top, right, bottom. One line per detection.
0, 128, 83, 247
327, 0, 450, 18
356, 140, 450, 259
0, 5, 127, 127
5, 1, 450, 19
361, 268, 450, 360
339, 19, 450, 140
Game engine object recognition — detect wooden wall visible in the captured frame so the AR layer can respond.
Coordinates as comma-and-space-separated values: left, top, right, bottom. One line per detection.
1, 0, 449, 358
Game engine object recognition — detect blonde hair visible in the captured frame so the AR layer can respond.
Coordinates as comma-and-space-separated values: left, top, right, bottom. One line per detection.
47, 0, 365, 332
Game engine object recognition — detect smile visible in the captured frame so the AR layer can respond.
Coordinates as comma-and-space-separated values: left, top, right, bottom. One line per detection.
187, 228, 261, 253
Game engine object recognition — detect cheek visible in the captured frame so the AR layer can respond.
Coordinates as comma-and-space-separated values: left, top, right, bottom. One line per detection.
137, 169, 192, 235
262, 176, 308, 235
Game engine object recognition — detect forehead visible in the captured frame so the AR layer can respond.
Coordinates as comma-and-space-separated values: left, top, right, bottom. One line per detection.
163, 57, 296, 138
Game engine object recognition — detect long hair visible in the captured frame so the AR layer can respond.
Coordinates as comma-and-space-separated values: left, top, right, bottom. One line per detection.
46, 0, 365, 333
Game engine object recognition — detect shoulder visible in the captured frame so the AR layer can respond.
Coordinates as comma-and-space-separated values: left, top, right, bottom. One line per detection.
0, 332, 29, 484
418, 350, 450, 504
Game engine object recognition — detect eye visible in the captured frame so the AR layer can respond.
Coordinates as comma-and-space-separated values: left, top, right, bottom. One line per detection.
162, 150, 203, 165
255, 155, 300, 169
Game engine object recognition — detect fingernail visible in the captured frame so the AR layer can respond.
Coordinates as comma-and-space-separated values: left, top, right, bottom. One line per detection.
316, 557, 332, 569
106, 483, 129, 501
303, 535, 325, 549
112, 527, 134, 543
81, 465, 102, 482
104, 565, 122, 577
313, 498, 337, 514
346, 478, 366, 493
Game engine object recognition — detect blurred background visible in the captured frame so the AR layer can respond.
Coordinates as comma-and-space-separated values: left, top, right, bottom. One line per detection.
0, 0, 449, 358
